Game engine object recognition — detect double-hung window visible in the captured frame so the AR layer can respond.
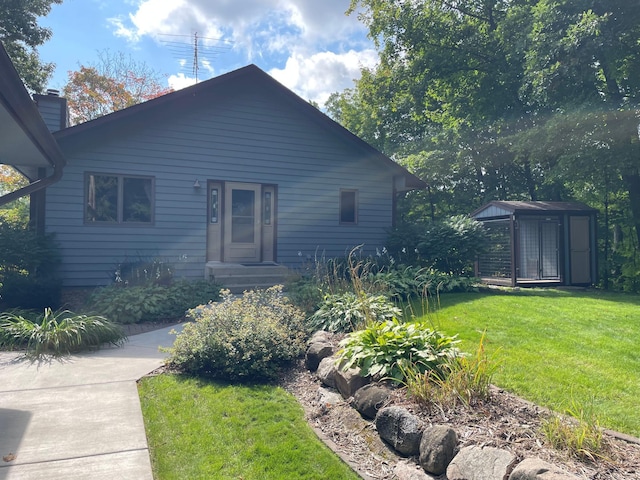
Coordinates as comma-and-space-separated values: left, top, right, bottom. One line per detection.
85, 173, 154, 224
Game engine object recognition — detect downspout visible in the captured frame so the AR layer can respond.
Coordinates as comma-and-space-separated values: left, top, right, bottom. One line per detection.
0, 161, 63, 207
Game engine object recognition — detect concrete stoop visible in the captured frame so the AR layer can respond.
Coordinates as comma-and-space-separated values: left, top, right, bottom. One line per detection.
205, 262, 291, 293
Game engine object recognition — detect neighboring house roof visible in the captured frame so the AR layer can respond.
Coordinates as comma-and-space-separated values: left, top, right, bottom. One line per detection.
0, 41, 66, 205
55, 64, 426, 190
472, 200, 597, 219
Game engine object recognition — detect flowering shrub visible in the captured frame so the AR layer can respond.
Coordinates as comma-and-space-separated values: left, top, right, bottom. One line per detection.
167, 286, 307, 382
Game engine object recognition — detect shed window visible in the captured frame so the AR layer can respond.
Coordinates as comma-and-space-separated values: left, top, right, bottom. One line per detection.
86, 174, 153, 224
340, 189, 358, 224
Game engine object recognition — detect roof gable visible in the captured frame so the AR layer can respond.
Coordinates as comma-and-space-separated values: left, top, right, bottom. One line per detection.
472, 201, 597, 219
54, 65, 425, 190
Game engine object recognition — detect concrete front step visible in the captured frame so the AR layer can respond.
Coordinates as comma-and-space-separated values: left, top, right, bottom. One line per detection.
205, 262, 291, 293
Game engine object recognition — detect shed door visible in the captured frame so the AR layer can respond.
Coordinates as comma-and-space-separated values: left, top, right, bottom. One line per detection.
570, 216, 591, 284
223, 182, 262, 263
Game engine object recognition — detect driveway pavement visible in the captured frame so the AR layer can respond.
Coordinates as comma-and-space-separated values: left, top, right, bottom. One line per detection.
0, 324, 182, 480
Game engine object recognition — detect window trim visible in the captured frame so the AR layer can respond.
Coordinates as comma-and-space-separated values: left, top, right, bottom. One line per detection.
339, 189, 358, 225
84, 172, 155, 225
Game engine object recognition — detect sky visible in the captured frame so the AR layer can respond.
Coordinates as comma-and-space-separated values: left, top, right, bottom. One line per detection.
37, 0, 379, 106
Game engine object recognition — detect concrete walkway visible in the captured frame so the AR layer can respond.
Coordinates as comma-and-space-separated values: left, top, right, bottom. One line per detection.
0, 324, 182, 480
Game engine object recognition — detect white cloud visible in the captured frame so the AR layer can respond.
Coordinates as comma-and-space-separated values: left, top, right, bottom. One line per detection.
270, 49, 378, 106
108, 0, 376, 99
168, 73, 198, 90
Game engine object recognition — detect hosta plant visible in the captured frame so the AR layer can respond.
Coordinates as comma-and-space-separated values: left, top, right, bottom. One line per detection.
337, 318, 461, 382
308, 291, 402, 333
0, 308, 126, 358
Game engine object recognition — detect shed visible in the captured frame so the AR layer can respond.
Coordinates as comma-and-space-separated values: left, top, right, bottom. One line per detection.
471, 201, 597, 287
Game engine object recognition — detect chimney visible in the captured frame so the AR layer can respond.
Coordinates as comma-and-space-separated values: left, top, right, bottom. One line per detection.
33, 89, 69, 132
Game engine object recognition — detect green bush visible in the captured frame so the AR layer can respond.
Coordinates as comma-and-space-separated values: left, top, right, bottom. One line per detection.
308, 291, 402, 333
0, 221, 61, 309
284, 275, 324, 315
369, 266, 479, 300
167, 286, 307, 382
337, 318, 462, 382
0, 308, 126, 358
88, 279, 221, 324
385, 215, 488, 275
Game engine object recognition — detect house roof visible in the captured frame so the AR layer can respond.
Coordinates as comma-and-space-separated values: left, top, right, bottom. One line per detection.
55, 64, 426, 190
0, 42, 66, 179
472, 200, 598, 219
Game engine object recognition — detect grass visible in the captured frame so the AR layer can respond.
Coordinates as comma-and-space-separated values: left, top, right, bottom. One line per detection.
139, 374, 361, 480
416, 288, 640, 437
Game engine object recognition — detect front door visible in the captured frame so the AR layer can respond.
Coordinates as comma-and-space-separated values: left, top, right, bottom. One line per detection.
223, 182, 262, 263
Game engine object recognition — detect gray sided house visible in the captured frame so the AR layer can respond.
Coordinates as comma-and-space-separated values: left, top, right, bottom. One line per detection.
472, 201, 598, 287
40, 65, 425, 288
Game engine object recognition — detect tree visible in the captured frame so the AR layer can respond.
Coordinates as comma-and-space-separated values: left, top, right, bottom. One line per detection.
0, 0, 62, 93
332, 0, 640, 289
0, 166, 29, 225
63, 50, 173, 125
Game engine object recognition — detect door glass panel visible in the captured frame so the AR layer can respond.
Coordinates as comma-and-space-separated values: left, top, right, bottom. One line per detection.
231, 189, 255, 243
541, 222, 559, 278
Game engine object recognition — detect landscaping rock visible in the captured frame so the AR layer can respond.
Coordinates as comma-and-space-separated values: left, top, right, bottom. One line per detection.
375, 406, 423, 456
395, 460, 438, 480
419, 425, 457, 475
316, 356, 338, 389
335, 366, 370, 398
447, 445, 516, 480
308, 330, 333, 346
318, 387, 343, 409
352, 383, 391, 419
305, 342, 334, 371
510, 458, 580, 480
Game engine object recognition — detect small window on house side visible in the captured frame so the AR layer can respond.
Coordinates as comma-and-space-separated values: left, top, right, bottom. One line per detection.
86, 174, 153, 224
340, 189, 358, 224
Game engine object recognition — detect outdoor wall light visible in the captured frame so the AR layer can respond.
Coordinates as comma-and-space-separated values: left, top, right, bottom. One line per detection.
193, 179, 201, 189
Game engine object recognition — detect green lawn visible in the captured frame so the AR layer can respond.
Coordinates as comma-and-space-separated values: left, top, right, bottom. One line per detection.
139, 374, 360, 480
418, 288, 640, 436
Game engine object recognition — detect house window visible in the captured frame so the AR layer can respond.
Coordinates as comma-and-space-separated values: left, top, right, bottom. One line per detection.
340, 189, 358, 224
210, 188, 219, 224
86, 173, 153, 224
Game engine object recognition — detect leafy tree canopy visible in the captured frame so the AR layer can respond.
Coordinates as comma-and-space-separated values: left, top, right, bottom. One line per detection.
0, 0, 62, 93
63, 50, 173, 125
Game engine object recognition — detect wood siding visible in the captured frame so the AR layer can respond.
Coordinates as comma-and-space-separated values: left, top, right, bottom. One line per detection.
46, 86, 395, 286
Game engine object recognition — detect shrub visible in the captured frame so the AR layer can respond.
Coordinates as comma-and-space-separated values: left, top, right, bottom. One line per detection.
167, 286, 307, 382
0, 221, 61, 309
369, 266, 479, 300
88, 279, 221, 324
284, 275, 324, 315
337, 318, 462, 382
385, 215, 488, 275
0, 308, 126, 358
308, 291, 402, 333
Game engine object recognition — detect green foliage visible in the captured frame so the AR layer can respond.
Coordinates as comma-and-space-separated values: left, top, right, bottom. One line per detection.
404, 333, 496, 409
167, 286, 307, 382
0, 0, 62, 92
0, 308, 126, 358
88, 279, 221, 324
309, 291, 402, 333
0, 221, 61, 309
386, 216, 488, 275
337, 318, 461, 382
284, 275, 324, 315
542, 399, 606, 462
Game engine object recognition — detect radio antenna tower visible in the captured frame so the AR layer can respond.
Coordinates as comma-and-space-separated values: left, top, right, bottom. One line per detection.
158, 32, 232, 84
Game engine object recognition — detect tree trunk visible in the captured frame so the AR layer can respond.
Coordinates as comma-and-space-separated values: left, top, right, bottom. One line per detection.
622, 171, 640, 248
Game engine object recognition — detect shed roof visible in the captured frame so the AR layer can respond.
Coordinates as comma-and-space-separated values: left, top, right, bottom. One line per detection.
472, 201, 597, 219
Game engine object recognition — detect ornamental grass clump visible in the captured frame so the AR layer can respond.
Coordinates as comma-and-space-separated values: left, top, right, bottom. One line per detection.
337, 318, 462, 382
167, 285, 307, 382
0, 308, 126, 358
